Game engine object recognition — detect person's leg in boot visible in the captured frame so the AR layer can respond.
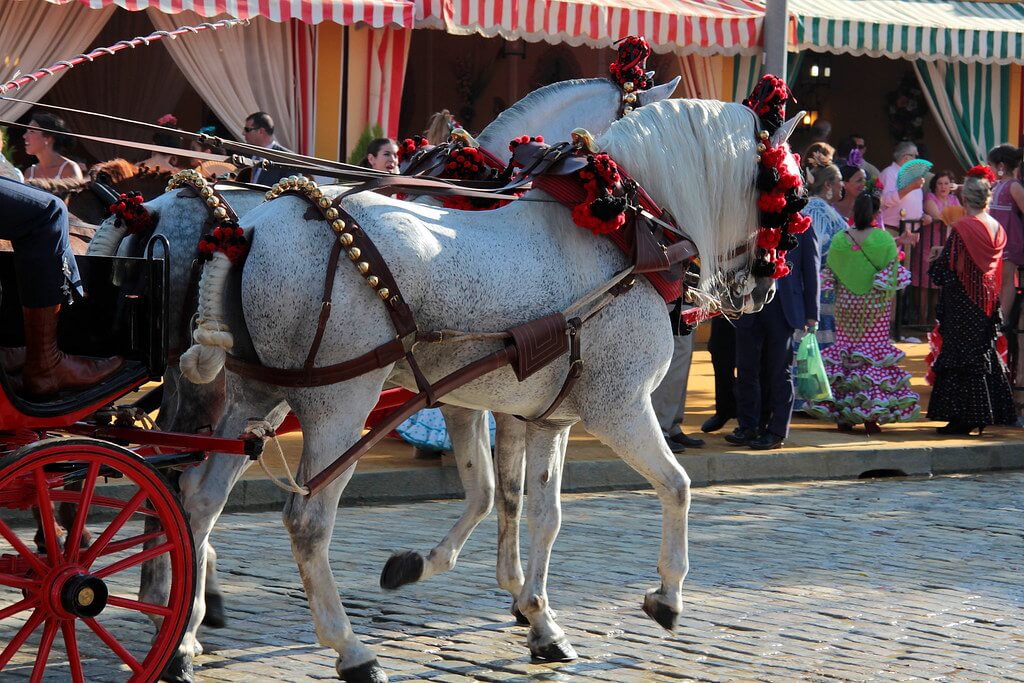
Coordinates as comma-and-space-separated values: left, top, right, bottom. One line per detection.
0, 177, 123, 396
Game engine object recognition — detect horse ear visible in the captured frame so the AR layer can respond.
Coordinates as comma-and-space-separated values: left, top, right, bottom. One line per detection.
770, 111, 805, 148
636, 76, 681, 107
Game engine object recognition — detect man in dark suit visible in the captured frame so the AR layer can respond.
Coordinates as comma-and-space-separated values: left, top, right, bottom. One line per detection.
241, 111, 293, 186
725, 226, 820, 450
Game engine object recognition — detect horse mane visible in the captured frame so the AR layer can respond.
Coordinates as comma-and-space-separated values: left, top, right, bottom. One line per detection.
25, 175, 91, 197
89, 158, 140, 183
598, 99, 761, 293
477, 78, 617, 149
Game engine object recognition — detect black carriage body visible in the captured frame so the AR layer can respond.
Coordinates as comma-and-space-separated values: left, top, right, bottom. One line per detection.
0, 245, 168, 419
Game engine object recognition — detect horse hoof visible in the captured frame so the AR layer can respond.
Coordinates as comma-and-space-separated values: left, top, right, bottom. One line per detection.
337, 657, 388, 683
511, 600, 529, 625
160, 653, 195, 683
643, 592, 680, 632
202, 592, 227, 628
529, 636, 577, 662
379, 551, 424, 590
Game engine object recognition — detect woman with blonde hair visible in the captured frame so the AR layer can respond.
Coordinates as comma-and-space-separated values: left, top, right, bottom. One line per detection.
926, 165, 1016, 434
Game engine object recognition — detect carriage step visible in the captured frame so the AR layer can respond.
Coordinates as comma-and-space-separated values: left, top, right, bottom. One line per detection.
0, 552, 38, 576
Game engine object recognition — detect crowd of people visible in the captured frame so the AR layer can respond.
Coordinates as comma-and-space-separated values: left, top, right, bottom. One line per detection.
657, 132, 1021, 454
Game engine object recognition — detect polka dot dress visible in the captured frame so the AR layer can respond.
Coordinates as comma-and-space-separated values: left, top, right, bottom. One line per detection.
806, 261, 920, 425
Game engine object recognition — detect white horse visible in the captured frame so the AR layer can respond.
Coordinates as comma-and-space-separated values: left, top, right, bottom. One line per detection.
88, 75, 679, 679
178, 98, 783, 682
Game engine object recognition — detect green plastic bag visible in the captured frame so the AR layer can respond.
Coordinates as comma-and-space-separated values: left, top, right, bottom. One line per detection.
795, 333, 833, 402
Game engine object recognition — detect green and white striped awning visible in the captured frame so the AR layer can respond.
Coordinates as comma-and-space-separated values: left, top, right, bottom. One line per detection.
790, 0, 1024, 65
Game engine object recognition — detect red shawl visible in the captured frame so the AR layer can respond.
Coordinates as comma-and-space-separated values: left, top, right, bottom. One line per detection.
948, 215, 1006, 315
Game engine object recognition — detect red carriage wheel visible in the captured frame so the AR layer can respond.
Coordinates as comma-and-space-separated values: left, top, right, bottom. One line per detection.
0, 438, 195, 682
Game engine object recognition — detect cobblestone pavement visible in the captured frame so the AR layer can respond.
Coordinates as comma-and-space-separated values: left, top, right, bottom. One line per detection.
3, 472, 1022, 682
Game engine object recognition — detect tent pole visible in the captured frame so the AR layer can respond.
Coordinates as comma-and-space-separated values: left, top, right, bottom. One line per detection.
763, 0, 789, 81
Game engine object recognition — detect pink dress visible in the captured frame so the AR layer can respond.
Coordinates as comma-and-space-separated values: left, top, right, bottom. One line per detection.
989, 179, 1024, 265
914, 192, 959, 288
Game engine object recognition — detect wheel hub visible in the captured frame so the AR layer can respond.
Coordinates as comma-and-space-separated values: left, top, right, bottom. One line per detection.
60, 573, 108, 618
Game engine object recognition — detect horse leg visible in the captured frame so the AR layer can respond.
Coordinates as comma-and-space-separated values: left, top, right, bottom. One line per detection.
380, 405, 495, 589
162, 390, 288, 683
493, 413, 528, 624
283, 380, 389, 683
583, 401, 690, 632
516, 422, 577, 662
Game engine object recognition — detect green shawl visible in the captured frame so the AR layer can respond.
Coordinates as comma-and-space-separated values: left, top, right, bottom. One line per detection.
826, 229, 898, 295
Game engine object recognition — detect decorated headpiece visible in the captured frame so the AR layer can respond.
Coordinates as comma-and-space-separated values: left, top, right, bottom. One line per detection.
744, 74, 810, 279
846, 148, 865, 168
608, 36, 653, 91
398, 135, 431, 163
966, 164, 997, 184
157, 113, 178, 128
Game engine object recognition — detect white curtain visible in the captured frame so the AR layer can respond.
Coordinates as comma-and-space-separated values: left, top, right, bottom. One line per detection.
366, 27, 412, 139
146, 9, 299, 151
47, 9, 187, 163
914, 59, 1011, 169
0, 0, 114, 120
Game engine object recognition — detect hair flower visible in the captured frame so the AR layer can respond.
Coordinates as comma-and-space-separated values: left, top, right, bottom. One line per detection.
966, 165, 997, 184
847, 148, 864, 168
157, 113, 178, 127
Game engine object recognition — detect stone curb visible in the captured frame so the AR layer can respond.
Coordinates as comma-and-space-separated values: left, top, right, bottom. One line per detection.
222, 441, 1024, 512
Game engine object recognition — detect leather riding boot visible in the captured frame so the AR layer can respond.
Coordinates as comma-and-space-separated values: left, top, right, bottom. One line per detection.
1, 346, 26, 374
22, 305, 124, 397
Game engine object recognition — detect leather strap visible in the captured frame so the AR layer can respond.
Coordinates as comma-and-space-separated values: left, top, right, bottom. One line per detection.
226, 338, 407, 388
304, 239, 344, 369
515, 317, 584, 422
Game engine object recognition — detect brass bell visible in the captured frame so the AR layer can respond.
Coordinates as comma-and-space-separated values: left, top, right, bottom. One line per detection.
759, 130, 770, 140
338, 233, 354, 246
367, 275, 379, 288
326, 208, 339, 221
377, 288, 390, 300
319, 197, 331, 209
200, 186, 214, 198
206, 196, 220, 208
356, 261, 370, 274
331, 219, 346, 233
348, 247, 361, 261
624, 92, 637, 104
624, 81, 635, 92
265, 191, 275, 200
757, 143, 767, 153
623, 106, 634, 114
213, 206, 227, 220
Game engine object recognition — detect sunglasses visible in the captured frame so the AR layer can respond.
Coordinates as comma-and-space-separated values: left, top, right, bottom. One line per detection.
854, 143, 866, 149
243, 126, 259, 133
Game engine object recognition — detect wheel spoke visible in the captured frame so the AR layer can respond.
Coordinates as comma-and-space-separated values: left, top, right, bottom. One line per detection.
94, 541, 173, 580
0, 606, 45, 670
0, 517, 49, 576
64, 461, 100, 564
60, 620, 86, 683
33, 468, 63, 563
29, 618, 58, 683
94, 529, 165, 559
106, 594, 173, 617
0, 595, 40, 621
80, 488, 148, 569
83, 616, 143, 674
0, 572, 37, 590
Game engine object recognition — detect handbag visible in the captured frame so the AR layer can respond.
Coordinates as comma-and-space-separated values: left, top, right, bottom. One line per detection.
795, 333, 833, 402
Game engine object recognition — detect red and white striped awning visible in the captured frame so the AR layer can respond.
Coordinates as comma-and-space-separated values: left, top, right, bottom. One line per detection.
414, 0, 766, 55
64, 0, 416, 27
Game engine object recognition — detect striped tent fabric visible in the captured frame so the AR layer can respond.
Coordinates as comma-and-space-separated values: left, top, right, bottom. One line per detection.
414, 0, 766, 55
789, 0, 1024, 65
914, 60, 1013, 168
65, 0, 416, 27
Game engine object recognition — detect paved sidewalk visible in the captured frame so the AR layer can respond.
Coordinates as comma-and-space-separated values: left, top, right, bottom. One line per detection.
4, 472, 1022, 681
231, 345, 1024, 510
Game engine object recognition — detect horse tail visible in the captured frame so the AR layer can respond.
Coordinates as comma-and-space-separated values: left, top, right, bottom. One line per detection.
86, 216, 130, 256
180, 252, 234, 384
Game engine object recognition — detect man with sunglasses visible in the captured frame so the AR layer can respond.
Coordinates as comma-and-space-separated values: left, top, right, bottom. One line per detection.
241, 111, 293, 186
836, 133, 880, 183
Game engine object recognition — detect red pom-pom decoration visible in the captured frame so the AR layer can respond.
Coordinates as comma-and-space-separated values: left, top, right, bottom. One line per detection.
966, 164, 998, 184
